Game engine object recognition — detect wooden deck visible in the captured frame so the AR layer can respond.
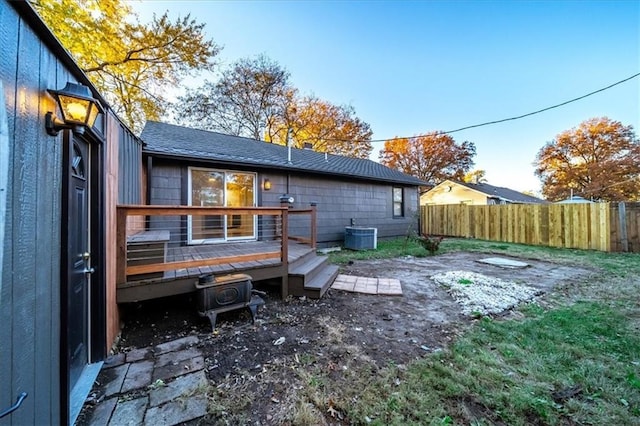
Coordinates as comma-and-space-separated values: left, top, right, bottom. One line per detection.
117, 241, 314, 303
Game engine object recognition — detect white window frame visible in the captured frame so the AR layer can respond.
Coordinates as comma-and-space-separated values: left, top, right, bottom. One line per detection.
187, 167, 257, 244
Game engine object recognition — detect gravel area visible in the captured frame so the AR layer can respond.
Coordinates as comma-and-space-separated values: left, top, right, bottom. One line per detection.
431, 270, 542, 316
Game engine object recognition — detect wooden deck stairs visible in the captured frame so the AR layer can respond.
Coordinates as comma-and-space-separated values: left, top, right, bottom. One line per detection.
287, 250, 339, 299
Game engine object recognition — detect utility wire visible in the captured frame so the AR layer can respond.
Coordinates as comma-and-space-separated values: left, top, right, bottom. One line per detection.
324, 72, 640, 144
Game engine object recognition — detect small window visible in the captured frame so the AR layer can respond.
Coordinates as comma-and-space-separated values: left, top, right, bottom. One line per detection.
393, 187, 404, 217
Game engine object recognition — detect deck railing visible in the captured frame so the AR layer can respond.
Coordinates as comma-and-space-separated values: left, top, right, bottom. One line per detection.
288, 203, 317, 248
116, 204, 318, 285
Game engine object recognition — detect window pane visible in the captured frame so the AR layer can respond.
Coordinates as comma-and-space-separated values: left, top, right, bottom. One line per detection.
393, 203, 402, 217
226, 172, 255, 238
191, 170, 225, 241
191, 170, 224, 207
393, 187, 403, 202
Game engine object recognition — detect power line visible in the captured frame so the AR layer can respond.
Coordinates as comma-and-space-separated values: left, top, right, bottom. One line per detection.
327, 72, 640, 144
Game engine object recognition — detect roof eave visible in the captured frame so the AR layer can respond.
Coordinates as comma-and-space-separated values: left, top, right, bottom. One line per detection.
143, 149, 423, 186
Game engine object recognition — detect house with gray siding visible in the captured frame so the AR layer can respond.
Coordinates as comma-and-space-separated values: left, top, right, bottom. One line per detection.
141, 121, 425, 248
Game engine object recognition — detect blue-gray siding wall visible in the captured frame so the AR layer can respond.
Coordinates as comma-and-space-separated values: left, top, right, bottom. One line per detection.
118, 125, 143, 204
148, 161, 183, 242
0, 2, 64, 423
148, 159, 419, 247
261, 174, 419, 246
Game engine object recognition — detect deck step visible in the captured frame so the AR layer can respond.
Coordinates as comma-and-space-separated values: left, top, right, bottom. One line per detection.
302, 264, 339, 299
287, 247, 317, 269
289, 255, 328, 279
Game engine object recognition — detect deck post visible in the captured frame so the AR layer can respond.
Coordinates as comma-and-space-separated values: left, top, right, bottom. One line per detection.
310, 202, 317, 249
280, 202, 289, 299
116, 207, 127, 284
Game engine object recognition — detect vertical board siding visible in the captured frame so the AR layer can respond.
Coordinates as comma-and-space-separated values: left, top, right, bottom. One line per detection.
420, 203, 640, 252
33, 38, 57, 421
0, 2, 19, 420
0, 3, 63, 424
118, 125, 142, 204
10, 18, 40, 425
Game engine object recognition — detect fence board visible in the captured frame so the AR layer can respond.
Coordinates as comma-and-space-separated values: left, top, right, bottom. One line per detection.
421, 202, 637, 252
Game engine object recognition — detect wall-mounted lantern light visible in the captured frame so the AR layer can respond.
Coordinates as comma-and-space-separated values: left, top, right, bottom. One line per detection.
263, 178, 272, 191
45, 82, 103, 136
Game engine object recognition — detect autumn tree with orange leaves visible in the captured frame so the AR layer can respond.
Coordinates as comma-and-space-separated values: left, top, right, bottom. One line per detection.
379, 133, 476, 184
535, 117, 640, 202
266, 93, 373, 159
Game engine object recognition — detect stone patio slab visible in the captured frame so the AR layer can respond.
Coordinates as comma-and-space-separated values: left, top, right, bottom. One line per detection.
103, 363, 129, 397
149, 370, 207, 407
154, 336, 199, 355
126, 347, 154, 363
110, 396, 148, 426
87, 397, 118, 426
144, 395, 208, 426
153, 356, 204, 382
477, 257, 530, 269
155, 347, 201, 368
121, 360, 154, 393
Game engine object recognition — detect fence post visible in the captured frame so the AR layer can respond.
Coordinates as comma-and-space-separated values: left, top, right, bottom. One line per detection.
618, 202, 628, 252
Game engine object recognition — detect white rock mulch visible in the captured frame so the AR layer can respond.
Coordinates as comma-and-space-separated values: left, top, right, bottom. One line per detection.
431, 270, 542, 316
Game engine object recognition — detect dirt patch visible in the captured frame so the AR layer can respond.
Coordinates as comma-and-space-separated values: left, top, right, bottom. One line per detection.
115, 251, 592, 424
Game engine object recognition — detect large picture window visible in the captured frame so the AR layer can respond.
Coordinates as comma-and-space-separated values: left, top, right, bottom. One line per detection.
393, 187, 404, 218
188, 168, 256, 243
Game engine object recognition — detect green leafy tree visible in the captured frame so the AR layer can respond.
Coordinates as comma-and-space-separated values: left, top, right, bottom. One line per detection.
32, 0, 220, 133
175, 55, 291, 140
380, 133, 476, 184
534, 117, 640, 201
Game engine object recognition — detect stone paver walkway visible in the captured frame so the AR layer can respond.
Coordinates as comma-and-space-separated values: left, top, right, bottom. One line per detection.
82, 336, 208, 425
331, 274, 403, 295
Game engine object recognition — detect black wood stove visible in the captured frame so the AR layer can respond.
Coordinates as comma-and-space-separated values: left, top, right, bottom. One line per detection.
195, 273, 265, 330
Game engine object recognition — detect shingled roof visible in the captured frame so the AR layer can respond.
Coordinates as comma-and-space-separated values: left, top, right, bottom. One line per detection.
455, 180, 547, 204
140, 121, 426, 186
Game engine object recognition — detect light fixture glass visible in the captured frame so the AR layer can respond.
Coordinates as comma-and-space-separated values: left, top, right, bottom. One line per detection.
263, 178, 272, 191
46, 82, 103, 136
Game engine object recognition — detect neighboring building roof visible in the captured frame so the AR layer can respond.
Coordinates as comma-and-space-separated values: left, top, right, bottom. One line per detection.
447, 180, 547, 204
140, 121, 426, 186
556, 196, 594, 204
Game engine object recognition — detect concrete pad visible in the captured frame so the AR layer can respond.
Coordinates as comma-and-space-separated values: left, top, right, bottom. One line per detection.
103, 364, 129, 397
154, 336, 199, 355
155, 347, 201, 368
87, 397, 117, 426
477, 257, 530, 269
121, 360, 154, 393
110, 396, 148, 426
149, 370, 207, 407
354, 282, 378, 294
126, 347, 153, 363
153, 356, 204, 382
102, 353, 125, 369
333, 275, 403, 296
144, 395, 208, 426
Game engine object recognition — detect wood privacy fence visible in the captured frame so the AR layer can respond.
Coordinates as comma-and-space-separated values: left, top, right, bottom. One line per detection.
420, 202, 640, 253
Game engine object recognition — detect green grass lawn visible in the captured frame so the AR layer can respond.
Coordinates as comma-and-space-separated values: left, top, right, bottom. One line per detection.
330, 238, 640, 425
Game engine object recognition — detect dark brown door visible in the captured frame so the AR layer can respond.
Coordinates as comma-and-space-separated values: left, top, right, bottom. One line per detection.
66, 137, 91, 390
